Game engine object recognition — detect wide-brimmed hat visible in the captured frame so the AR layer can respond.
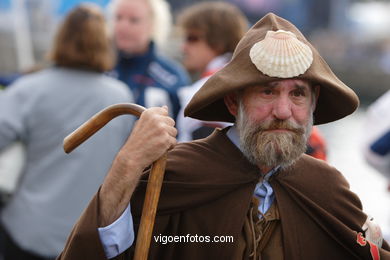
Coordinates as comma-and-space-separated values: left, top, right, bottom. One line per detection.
184, 13, 359, 125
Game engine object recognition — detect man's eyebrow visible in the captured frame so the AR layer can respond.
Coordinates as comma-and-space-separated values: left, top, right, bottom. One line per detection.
295, 84, 310, 91
264, 82, 311, 89
264, 82, 278, 88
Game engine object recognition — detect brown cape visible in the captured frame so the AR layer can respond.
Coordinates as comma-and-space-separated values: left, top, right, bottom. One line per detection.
58, 129, 390, 260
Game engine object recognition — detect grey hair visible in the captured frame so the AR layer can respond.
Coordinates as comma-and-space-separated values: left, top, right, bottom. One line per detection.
106, 0, 172, 48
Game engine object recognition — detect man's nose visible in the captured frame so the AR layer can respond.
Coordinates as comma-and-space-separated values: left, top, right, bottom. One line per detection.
272, 96, 292, 120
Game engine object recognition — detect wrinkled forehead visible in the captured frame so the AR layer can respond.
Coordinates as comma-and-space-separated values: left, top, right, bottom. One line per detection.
240, 78, 314, 94
265, 79, 312, 89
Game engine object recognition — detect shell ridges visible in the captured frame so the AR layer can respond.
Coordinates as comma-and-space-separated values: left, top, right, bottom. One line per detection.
249, 30, 313, 78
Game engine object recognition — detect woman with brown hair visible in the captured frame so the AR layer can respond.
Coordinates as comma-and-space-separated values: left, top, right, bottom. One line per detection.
0, 4, 133, 260
176, 2, 249, 141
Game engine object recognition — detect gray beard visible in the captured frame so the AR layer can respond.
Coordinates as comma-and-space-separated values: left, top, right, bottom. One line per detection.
236, 102, 313, 169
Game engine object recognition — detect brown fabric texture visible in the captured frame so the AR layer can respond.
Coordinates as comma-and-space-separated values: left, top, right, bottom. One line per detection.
58, 129, 390, 260
235, 197, 283, 260
184, 13, 359, 125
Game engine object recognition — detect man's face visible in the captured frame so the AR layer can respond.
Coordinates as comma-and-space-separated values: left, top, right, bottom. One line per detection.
181, 30, 218, 73
234, 79, 316, 169
113, 0, 153, 54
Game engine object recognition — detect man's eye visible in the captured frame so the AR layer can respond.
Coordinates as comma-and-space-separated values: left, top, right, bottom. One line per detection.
262, 89, 273, 95
292, 90, 305, 97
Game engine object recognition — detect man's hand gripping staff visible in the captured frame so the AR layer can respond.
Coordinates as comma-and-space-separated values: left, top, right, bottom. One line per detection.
63, 103, 177, 260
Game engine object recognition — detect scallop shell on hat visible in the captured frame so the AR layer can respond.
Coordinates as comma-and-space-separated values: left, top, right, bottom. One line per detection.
249, 29, 313, 78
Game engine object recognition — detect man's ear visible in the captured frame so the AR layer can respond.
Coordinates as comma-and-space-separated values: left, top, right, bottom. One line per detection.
224, 92, 239, 117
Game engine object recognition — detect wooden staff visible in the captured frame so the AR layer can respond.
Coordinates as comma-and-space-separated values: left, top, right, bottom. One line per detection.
63, 103, 167, 260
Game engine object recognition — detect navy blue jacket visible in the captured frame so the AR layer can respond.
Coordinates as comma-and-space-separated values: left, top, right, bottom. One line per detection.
371, 130, 390, 156
111, 42, 190, 120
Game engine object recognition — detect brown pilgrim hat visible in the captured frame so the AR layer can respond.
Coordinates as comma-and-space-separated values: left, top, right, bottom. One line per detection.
184, 13, 359, 125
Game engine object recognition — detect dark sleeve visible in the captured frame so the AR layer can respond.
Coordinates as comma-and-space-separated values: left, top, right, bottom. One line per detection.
370, 130, 390, 156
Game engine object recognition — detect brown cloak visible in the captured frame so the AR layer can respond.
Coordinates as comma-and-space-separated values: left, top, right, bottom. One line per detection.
58, 129, 390, 259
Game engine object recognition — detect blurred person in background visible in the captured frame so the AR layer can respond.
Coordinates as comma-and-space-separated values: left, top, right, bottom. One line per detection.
0, 64, 46, 89
175, 1, 248, 142
0, 74, 20, 88
363, 90, 390, 191
0, 4, 134, 260
107, 0, 190, 120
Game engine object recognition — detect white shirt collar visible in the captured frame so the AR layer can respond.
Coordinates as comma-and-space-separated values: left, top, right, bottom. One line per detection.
226, 125, 242, 152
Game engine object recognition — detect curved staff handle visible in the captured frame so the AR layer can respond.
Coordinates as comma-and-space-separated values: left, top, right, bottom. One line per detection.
63, 103, 145, 153
63, 103, 168, 260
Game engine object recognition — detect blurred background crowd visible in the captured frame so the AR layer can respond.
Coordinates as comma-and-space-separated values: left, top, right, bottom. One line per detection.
0, 0, 389, 259
1, 0, 390, 102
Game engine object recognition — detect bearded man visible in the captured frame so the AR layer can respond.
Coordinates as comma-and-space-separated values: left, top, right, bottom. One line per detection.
58, 13, 390, 260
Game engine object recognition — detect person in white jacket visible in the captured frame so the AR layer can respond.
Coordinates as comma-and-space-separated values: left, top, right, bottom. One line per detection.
175, 2, 249, 142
